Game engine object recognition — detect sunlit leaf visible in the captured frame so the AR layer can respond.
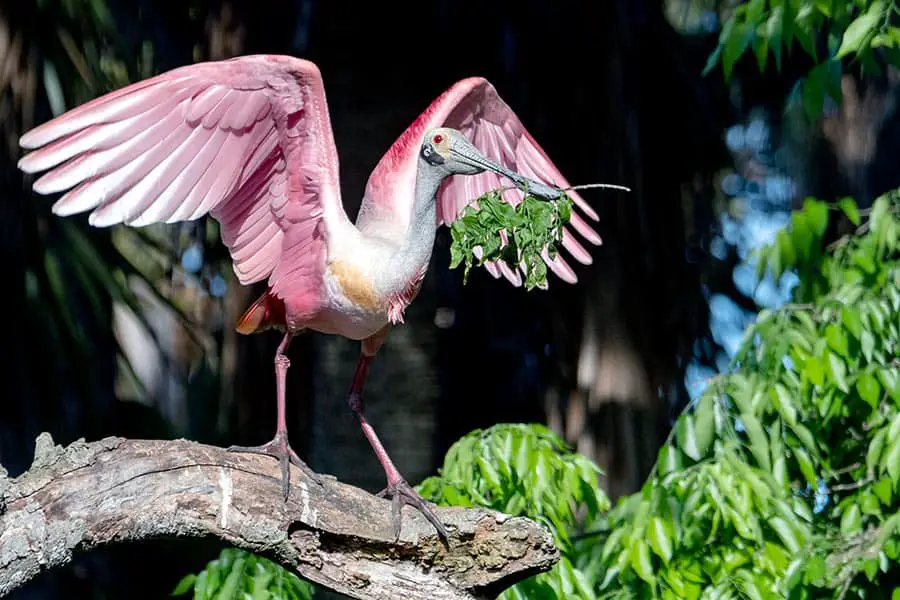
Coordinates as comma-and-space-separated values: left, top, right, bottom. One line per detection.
171, 574, 196, 596
647, 516, 674, 564
874, 476, 893, 505
827, 351, 850, 392
825, 324, 850, 357
629, 538, 656, 585
858, 373, 882, 409
694, 395, 715, 458
869, 429, 887, 474
879, 368, 900, 404
836, 3, 884, 58
741, 412, 771, 472
804, 197, 829, 238
677, 415, 701, 461
794, 448, 817, 487
805, 554, 827, 584
805, 355, 825, 387
839, 197, 862, 226
769, 516, 801, 553
883, 441, 900, 486
862, 330, 876, 363
840, 503, 862, 534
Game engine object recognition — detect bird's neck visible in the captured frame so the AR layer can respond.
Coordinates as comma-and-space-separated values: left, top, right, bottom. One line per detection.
396, 157, 442, 259
374, 158, 443, 303
412, 156, 444, 225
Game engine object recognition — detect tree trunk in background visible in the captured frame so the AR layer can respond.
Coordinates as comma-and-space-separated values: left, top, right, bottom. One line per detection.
547, 1, 730, 501
785, 70, 900, 211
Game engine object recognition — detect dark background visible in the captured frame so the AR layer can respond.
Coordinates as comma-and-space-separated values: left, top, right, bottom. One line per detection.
2, 0, 894, 597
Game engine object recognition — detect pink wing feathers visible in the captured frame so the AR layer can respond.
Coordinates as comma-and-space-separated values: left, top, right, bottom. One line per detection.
366, 77, 602, 288
18, 54, 349, 321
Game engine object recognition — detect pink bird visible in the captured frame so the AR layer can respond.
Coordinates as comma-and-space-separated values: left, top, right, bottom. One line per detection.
17, 54, 603, 538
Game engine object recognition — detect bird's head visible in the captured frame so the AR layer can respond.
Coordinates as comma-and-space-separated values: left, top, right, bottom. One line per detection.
421, 127, 563, 199
420, 128, 483, 175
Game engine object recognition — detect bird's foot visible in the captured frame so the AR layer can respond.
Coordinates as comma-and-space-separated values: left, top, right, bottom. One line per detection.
377, 477, 449, 541
227, 431, 322, 499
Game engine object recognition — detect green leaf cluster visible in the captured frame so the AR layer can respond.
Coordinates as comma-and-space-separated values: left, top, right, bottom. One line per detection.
587, 191, 900, 599
449, 189, 574, 290
417, 423, 612, 599
705, 0, 900, 121
172, 547, 315, 600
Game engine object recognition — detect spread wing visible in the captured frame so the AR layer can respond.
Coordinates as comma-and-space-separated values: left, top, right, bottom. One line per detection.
18, 54, 349, 315
366, 77, 602, 288
437, 78, 601, 287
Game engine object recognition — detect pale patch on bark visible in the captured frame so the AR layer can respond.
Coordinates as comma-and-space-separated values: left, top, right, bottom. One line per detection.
218, 467, 233, 529
297, 480, 318, 527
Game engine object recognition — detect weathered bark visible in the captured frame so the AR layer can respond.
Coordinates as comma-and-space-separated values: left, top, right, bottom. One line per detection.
0, 434, 558, 600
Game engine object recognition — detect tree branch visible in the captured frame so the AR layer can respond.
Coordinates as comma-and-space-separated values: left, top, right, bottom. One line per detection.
0, 434, 558, 599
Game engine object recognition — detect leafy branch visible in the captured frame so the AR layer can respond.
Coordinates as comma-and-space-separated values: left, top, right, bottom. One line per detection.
449, 190, 574, 290
583, 189, 900, 599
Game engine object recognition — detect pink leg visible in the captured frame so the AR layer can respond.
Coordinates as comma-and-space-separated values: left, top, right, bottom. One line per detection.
228, 332, 321, 499
348, 354, 448, 539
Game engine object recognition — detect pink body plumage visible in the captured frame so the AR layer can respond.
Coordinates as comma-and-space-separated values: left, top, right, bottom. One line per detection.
19, 54, 602, 346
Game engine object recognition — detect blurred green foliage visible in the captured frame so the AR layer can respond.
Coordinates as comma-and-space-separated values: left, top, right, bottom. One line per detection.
705, 0, 900, 120
12, 0, 206, 411
173, 548, 315, 600
588, 192, 900, 598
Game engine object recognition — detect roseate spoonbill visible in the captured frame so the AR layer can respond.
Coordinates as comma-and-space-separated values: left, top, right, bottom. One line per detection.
17, 54, 603, 538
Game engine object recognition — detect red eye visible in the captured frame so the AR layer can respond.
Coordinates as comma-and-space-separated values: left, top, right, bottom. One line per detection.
433, 134, 443, 144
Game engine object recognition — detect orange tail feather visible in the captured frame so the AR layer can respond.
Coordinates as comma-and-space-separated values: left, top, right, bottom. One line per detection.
236, 293, 285, 334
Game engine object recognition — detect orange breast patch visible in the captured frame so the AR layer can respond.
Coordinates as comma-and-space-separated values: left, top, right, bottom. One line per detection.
330, 260, 382, 311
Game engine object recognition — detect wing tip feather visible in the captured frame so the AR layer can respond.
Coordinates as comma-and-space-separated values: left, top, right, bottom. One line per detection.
19, 134, 39, 151
51, 199, 82, 217
19, 123, 64, 150
33, 172, 66, 195
87, 206, 123, 228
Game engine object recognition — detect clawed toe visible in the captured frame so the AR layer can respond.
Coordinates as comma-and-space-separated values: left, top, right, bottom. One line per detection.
379, 479, 449, 540
227, 433, 320, 499
287, 446, 323, 486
